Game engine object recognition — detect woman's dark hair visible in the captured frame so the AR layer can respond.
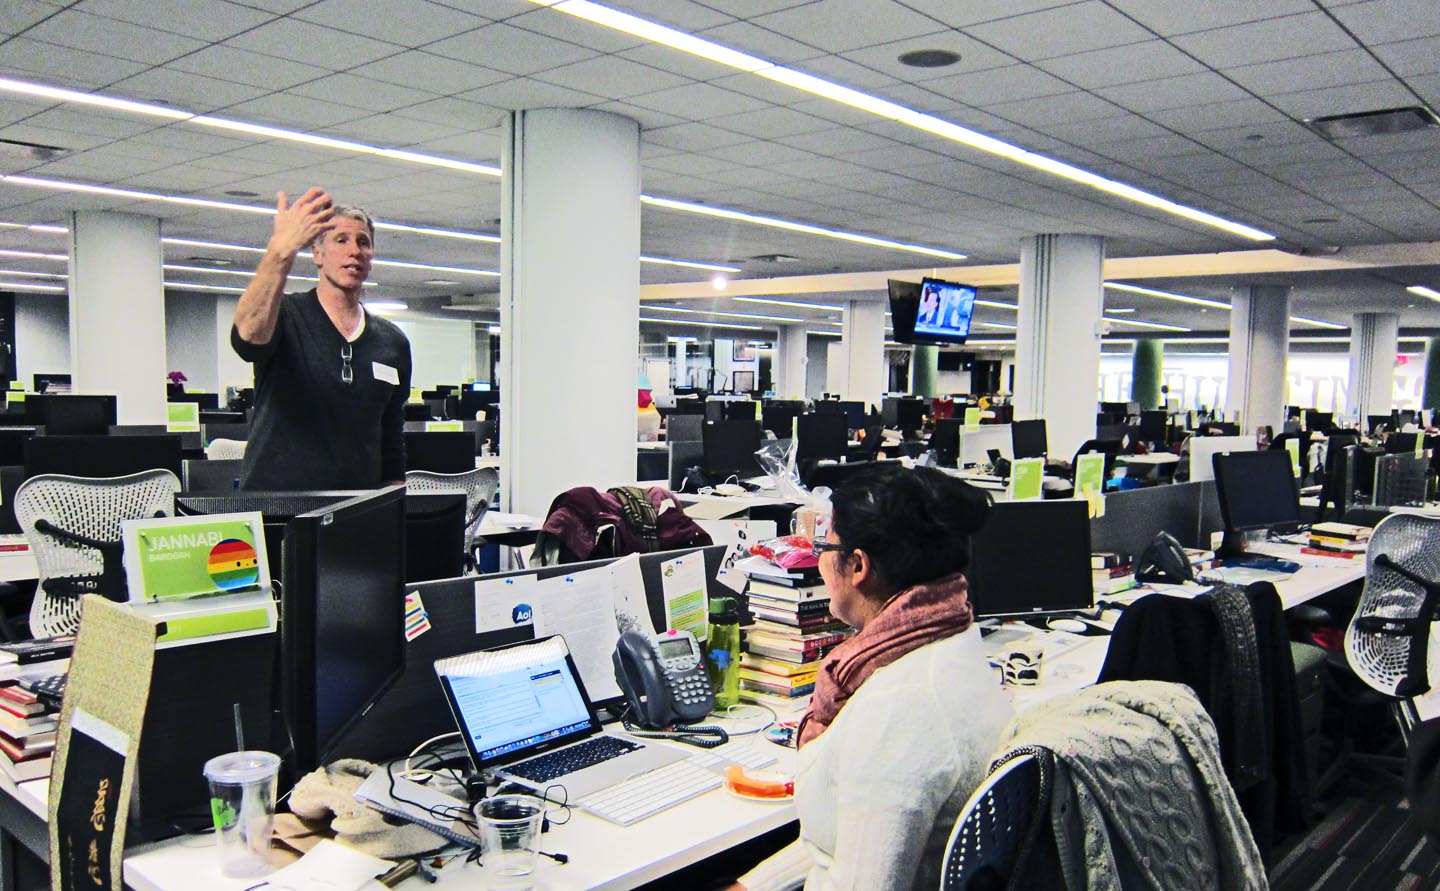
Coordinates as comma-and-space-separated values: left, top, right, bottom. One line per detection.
828, 464, 992, 593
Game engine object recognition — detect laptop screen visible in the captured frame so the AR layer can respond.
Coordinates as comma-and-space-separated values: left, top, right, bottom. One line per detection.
436, 636, 602, 766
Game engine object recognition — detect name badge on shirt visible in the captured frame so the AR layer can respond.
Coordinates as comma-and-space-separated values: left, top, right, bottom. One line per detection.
372, 362, 399, 386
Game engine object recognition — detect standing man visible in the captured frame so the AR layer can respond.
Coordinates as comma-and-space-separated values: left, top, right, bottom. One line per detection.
232, 187, 411, 490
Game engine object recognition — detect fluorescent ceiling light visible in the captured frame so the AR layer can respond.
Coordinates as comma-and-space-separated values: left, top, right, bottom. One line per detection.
165, 281, 245, 292
734, 297, 842, 311
0, 220, 67, 234
536, 0, 1274, 241
639, 316, 763, 330
1104, 316, 1192, 332
0, 76, 190, 120
487, 325, 502, 334
1408, 285, 1440, 302
162, 263, 319, 282
364, 300, 408, 313
1104, 281, 1231, 310
1107, 307, 1135, 313
640, 255, 741, 273
811, 330, 842, 337
967, 338, 1017, 345
160, 238, 500, 277
0, 281, 65, 292
0, 248, 65, 262
978, 322, 1017, 330
642, 195, 964, 260
1289, 315, 1345, 330
643, 306, 804, 323
374, 259, 499, 277
976, 299, 1018, 311
0, 269, 66, 279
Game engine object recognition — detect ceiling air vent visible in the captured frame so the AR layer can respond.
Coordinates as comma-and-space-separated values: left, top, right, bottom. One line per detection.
1304, 106, 1439, 139
746, 254, 801, 263
0, 138, 68, 161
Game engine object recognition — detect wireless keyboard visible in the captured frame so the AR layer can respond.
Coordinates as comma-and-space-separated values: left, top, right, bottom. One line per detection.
505, 735, 642, 784
578, 757, 722, 825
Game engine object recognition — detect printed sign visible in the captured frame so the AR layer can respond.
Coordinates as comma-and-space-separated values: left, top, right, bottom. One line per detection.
165, 401, 200, 433
121, 513, 270, 603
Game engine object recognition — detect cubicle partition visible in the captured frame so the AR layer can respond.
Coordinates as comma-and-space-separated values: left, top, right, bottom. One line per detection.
1090, 481, 1223, 557
331, 544, 730, 763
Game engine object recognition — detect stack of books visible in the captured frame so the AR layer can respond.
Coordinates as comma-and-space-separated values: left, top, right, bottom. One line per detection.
738, 556, 854, 706
1306, 522, 1372, 556
0, 684, 57, 781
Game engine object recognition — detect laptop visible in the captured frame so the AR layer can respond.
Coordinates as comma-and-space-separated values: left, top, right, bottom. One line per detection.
434, 635, 687, 801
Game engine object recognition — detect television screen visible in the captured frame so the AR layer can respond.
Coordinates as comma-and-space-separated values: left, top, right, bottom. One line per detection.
914, 278, 977, 345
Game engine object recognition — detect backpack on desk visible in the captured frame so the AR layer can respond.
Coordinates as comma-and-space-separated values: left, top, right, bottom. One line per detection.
533, 485, 711, 565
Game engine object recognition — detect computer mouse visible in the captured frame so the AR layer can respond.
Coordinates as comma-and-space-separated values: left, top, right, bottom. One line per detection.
1046, 617, 1089, 634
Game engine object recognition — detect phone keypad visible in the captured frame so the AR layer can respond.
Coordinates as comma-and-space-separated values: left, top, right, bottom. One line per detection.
671, 671, 713, 706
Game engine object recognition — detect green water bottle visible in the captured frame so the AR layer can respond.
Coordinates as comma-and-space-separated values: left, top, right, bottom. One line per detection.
706, 596, 742, 711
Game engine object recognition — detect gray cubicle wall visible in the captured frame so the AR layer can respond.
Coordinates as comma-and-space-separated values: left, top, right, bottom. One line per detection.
331, 544, 729, 763
1090, 481, 1222, 558
668, 414, 704, 489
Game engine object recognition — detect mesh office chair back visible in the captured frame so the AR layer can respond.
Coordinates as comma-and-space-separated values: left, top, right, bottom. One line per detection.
1346, 512, 1440, 697
15, 470, 180, 636
405, 467, 499, 568
941, 750, 1045, 890
204, 438, 247, 460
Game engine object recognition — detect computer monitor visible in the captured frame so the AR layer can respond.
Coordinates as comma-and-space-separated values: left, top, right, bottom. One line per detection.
881, 397, 924, 433
405, 492, 466, 583
1368, 414, 1391, 435
24, 433, 182, 479
702, 419, 762, 481
26, 394, 117, 434
837, 400, 867, 429
1212, 450, 1302, 536
1373, 453, 1429, 507
761, 401, 804, 438
32, 373, 70, 393
1138, 410, 1167, 445
1386, 432, 1420, 454
1305, 410, 1333, 433
795, 413, 848, 464
1010, 419, 1048, 460
968, 499, 1093, 619
1394, 409, 1418, 429
169, 392, 220, 411
282, 486, 406, 777
928, 418, 963, 467
458, 389, 499, 420
403, 403, 431, 422
0, 427, 37, 466
404, 431, 475, 473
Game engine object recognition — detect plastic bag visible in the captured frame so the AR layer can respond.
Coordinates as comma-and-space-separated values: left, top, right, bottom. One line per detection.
756, 437, 808, 503
750, 533, 819, 570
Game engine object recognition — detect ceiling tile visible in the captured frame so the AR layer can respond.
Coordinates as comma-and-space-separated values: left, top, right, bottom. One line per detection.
461, 77, 605, 111
1329, 0, 1440, 44
985, 91, 1123, 129
405, 129, 503, 159
868, 82, 967, 115
965, 1, 1154, 60
426, 22, 598, 76
227, 19, 402, 69
289, 74, 440, 114
703, 139, 820, 166
23, 9, 206, 65
537, 55, 692, 100
838, 31, 1013, 84
693, 0, 825, 19
593, 100, 690, 130
74, 0, 274, 42
1039, 113, 1175, 145
225, 92, 372, 129
348, 51, 511, 94
644, 152, 744, 177
1097, 71, 1251, 113
1146, 98, 1291, 132
918, 64, 1074, 106
1036, 40, 1206, 89
627, 81, 772, 120
0, 1, 63, 37
316, 113, 469, 148
166, 45, 332, 91
1226, 50, 1394, 97
1369, 35, 1440, 77
616, 44, 738, 82
0, 36, 150, 89
1105, 0, 1315, 36
749, 0, 946, 54
18, 106, 166, 141
599, 0, 737, 30
505, 8, 649, 54
392, 95, 506, 130
1268, 80, 1418, 120
108, 68, 270, 113
293, 0, 488, 46
710, 105, 835, 139
644, 122, 756, 152
1170, 13, 1355, 69
895, 0, 1085, 30
776, 125, 895, 155
695, 20, 821, 63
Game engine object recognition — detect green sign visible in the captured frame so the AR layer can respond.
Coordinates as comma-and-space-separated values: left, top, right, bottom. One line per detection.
1010, 457, 1044, 501
7, 382, 23, 391
5, 392, 24, 406
425, 420, 463, 432
1075, 453, 1106, 497
963, 407, 981, 428
166, 401, 200, 433
122, 514, 269, 603
1284, 438, 1301, 476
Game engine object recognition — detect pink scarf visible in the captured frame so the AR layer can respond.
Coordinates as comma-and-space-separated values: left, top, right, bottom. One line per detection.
797, 573, 974, 748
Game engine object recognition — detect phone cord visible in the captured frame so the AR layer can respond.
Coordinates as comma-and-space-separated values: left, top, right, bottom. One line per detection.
621, 720, 730, 749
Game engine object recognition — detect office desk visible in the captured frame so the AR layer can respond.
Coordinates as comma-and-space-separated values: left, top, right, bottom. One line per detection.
123, 735, 797, 891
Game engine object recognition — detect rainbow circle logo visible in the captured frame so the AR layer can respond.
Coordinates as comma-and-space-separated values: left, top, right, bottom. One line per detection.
208, 538, 259, 591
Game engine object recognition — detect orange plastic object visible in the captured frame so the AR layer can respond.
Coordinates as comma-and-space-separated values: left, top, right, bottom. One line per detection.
724, 764, 794, 799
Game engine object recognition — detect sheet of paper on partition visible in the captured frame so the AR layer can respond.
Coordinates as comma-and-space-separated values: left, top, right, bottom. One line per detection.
473, 575, 539, 634
607, 553, 656, 637
1009, 458, 1044, 501
531, 570, 623, 701
1075, 453, 1106, 519
695, 519, 777, 593
661, 550, 710, 642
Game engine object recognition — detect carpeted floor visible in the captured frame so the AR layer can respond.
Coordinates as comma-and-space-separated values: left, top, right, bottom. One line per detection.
1270, 781, 1440, 891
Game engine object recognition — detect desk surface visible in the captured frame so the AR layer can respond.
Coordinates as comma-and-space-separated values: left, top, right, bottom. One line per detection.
123, 730, 797, 891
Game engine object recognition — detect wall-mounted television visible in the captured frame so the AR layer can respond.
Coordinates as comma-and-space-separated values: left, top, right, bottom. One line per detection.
888, 278, 977, 346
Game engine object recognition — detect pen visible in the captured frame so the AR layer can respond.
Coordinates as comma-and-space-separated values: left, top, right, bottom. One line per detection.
379, 860, 419, 887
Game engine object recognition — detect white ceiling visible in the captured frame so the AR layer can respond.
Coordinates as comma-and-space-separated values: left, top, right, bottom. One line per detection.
1, 0, 1439, 339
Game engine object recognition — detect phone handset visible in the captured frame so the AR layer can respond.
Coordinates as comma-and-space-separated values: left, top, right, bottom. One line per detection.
612, 630, 728, 748
1135, 530, 1194, 583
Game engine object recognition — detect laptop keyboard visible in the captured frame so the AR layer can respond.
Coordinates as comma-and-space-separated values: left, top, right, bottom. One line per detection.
579, 757, 722, 825
506, 735, 643, 784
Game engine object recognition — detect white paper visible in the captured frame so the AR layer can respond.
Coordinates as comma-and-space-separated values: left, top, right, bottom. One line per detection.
371, 362, 399, 385
608, 553, 656, 637
696, 519, 777, 594
473, 575, 538, 633
263, 839, 392, 891
661, 550, 710, 642
532, 569, 623, 701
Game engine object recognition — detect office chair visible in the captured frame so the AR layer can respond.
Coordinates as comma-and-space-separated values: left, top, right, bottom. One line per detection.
15, 470, 180, 637
940, 751, 1046, 890
404, 467, 499, 571
204, 438, 246, 460
1347, 513, 1440, 699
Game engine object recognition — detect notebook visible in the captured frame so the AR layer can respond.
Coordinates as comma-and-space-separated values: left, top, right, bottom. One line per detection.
434, 635, 685, 801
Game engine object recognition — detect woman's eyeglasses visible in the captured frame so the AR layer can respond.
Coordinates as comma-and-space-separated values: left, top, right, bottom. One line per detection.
340, 343, 354, 385
811, 539, 850, 558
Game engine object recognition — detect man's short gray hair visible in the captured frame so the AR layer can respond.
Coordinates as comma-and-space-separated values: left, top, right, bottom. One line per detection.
321, 204, 375, 243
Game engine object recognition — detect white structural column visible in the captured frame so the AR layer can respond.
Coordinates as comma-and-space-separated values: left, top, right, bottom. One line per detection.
1014, 234, 1104, 458
500, 109, 640, 517
68, 211, 167, 424
1228, 285, 1291, 434
775, 325, 808, 399
1349, 312, 1399, 420
836, 299, 886, 408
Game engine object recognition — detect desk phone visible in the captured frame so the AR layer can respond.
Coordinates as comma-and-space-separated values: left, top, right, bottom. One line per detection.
613, 630, 715, 728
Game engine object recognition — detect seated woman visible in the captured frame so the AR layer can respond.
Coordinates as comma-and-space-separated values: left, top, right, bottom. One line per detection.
732, 465, 1013, 891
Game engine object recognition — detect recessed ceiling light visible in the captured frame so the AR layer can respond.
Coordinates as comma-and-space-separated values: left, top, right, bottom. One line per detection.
711, 274, 727, 291
746, 253, 801, 264
424, 279, 461, 286
1304, 105, 1440, 139
1244, 134, 1265, 142
898, 49, 961, 68
186, 255, 234, 266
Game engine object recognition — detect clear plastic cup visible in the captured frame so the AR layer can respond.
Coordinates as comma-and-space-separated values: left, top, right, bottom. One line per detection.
475, 795, 546, 889
203, 750, 281, 878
